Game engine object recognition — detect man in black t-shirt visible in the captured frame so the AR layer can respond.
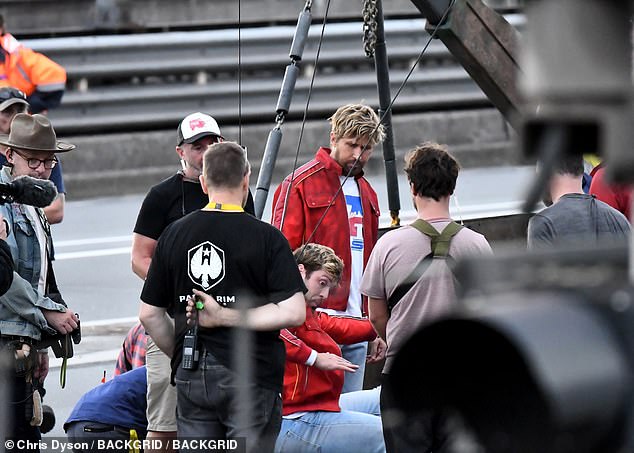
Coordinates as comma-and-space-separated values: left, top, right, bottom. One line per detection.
131, 112, 255, 452
132, 112, 255, 279
139, 142, 306, 453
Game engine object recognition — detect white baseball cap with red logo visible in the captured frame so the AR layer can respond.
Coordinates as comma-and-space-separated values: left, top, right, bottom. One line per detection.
177, 112, 224, 146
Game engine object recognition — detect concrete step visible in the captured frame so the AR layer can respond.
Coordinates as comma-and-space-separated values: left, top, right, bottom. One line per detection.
60, 108, 518, 200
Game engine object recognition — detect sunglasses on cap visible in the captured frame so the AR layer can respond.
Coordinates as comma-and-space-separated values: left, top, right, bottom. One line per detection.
0, 88, 26, 102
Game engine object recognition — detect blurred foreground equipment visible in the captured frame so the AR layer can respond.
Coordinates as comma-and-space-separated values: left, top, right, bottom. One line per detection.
391, 246, 634, 453
392, 0, 634, 451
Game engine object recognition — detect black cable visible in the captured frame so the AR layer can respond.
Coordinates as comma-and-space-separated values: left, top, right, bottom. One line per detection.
278, 0, 331, 232
238, 0, 243, 145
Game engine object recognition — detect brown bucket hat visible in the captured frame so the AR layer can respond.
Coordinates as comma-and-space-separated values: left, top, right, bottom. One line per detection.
0, 113, 75, 153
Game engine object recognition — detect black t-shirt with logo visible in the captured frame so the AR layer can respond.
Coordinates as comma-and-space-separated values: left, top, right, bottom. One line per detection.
141, 210, 306, 392
133, 173, 256, 240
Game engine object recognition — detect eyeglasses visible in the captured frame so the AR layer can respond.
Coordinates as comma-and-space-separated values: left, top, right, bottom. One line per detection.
10, 148, 58, 170
0, 88, 26, 102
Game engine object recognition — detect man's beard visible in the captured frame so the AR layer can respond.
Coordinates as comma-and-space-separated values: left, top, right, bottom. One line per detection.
344, 161, 362, 177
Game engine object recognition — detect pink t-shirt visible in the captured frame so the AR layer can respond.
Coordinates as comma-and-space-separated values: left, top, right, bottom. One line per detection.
361, 220, 492, 373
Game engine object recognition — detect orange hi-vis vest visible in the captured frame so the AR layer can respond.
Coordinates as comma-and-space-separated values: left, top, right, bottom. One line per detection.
0, 33, 66, 96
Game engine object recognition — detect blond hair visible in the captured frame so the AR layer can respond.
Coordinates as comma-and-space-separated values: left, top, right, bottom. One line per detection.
294, 243, 344, 285
329, 104, 385, 146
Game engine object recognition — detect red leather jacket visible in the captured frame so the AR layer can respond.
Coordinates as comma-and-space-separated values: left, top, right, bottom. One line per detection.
280, 306, 377, 415
272, 147, 380, 312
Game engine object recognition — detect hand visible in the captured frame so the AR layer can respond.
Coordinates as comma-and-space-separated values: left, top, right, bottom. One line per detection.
314, 352, 359, 372
42, 308, 78, 334
366, 337, 387, 363
33, 351, 49, 383
186, 289, 222, 328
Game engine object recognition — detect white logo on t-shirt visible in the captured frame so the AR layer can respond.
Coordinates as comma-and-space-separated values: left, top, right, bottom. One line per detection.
188, 241, 225, 290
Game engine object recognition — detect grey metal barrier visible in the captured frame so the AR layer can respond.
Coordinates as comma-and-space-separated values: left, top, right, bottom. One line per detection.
4, 0, 523, 37
27, 17, 523, 134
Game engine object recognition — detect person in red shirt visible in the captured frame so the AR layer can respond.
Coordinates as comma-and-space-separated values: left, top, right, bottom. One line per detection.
589, 162, 632, 221
272, 103, 385, 393
114, 323, 147, 376
275, 243, 386, 453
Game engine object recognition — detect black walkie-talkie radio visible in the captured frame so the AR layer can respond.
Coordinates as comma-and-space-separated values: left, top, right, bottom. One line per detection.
182, 322, 199, 370
182, 296, 204, 370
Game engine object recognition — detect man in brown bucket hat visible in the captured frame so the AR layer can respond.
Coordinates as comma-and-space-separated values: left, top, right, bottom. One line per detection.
0, 113, 79, 444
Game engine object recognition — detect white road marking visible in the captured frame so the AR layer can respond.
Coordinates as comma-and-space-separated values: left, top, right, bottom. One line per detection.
50, 349, 120, 369
55, 247, 131, 260
82, 316, 139, 327
55, 235, 132, 248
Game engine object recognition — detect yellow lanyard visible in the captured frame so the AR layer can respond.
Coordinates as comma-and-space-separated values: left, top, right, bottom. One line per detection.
203, 201, 244, 212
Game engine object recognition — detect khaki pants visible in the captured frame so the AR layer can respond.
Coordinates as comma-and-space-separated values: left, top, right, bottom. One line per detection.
146, 336, 177, 432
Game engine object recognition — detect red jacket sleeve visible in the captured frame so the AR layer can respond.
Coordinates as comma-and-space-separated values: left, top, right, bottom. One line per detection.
280, 328, 313, 364
272, 178, 305, 250
315, 312, 377, 345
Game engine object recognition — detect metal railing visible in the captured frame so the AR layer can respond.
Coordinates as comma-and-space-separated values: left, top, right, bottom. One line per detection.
23, 16, 523, 134
5, 0, 524, 37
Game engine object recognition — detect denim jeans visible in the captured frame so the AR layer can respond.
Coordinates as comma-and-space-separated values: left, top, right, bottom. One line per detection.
339, 386, 381, 415
175, 349, 282, 453
340, 341, 368, 393
275, 386, 384, 453
275, 411, 385, 453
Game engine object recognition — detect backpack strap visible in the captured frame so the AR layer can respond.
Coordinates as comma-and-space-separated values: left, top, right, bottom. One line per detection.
411, 219, 463, 258
386, 219, 463, 314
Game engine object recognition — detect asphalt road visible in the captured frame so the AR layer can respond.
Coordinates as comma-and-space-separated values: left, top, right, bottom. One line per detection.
41, 165, 537, 438
51, 164, 537, 323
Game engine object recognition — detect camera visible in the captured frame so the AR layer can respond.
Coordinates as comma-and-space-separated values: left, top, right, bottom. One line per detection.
38, 314, 81, 359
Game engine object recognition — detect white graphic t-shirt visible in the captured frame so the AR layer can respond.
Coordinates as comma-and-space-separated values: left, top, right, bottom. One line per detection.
322, 177, 364, 318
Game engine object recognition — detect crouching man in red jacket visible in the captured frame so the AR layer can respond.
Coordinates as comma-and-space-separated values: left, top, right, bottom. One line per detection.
275, 243, 387, 453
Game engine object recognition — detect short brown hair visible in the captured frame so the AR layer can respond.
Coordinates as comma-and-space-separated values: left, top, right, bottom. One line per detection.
203, 142, 250, 189
294, 243, 344, 285
329, 104, 385, 146
405, 142, 460, 201
551, 153, 584, 177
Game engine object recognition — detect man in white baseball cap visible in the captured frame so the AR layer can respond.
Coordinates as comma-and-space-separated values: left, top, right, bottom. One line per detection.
131, 112, 253, 453
176, 111, 223, 147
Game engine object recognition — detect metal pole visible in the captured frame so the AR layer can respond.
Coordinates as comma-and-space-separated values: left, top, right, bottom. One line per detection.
254, 2, 312, 219
630, 195, 634, 285
372, 0, 401, 226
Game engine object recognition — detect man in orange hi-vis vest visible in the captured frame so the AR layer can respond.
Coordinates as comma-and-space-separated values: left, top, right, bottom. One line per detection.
0, 15, 66, 114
